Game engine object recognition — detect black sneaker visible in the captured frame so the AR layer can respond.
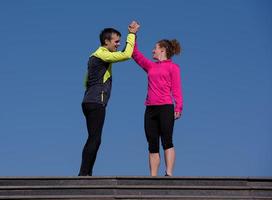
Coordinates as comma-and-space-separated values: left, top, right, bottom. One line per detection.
165, 172, 171, 176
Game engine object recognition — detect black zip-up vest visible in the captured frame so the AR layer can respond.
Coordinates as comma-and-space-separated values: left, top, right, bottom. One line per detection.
82, 56, 112, 105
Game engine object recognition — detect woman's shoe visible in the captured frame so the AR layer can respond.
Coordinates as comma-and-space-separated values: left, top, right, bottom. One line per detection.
165, 171, 171, 176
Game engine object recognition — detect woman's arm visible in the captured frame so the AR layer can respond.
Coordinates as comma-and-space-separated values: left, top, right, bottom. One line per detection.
171, 64, 183, 114
132, 42, 153, 72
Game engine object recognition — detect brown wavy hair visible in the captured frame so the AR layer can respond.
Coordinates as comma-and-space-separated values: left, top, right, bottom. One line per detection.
158, 39, 182, 59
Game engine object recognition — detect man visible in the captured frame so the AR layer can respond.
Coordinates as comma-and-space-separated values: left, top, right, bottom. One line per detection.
79, 21, 140, 176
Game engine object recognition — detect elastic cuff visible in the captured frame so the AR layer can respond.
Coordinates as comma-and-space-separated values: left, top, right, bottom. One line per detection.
163, 144, 174, 150
148, 148, 159, 153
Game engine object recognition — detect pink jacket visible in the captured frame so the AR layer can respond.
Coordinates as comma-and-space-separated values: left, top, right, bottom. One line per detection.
132, 43, 183, 113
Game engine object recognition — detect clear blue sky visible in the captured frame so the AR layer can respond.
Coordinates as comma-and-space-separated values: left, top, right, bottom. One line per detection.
0, 0, 271, 177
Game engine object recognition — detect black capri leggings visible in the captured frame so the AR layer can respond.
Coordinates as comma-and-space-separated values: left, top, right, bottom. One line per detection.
144, 104, 175, 153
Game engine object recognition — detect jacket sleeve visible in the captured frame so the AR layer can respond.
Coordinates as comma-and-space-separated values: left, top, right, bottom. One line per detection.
96, 33, 136, 63
171, 64, 183, 113
132, 42, 153, 72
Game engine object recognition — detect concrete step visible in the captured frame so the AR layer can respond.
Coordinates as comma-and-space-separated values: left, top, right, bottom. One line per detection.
0, 195, 272, 200
0, 176, 271, 199
1, 176, 272, 187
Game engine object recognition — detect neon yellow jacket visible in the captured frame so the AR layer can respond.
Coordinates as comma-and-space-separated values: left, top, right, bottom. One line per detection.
83, 33, 136, 105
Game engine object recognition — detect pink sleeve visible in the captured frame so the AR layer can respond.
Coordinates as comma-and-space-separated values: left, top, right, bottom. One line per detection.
132, 42, 153, 72
171, 64, 183, 113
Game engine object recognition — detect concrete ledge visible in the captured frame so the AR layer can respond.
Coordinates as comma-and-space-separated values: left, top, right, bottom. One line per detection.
0, 176, 271, 199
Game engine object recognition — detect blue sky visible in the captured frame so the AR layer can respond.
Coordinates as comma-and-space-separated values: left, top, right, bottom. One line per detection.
0, 0, 271, 176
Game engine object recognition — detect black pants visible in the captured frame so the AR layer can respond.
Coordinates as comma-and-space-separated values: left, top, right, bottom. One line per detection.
79, 103, 106, 176
144, 104, 175, 153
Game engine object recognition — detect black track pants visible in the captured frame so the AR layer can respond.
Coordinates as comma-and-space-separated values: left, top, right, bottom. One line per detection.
79, 103, 106, 176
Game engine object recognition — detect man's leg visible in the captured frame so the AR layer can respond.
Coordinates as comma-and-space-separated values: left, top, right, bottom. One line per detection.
79, 103, 105, 176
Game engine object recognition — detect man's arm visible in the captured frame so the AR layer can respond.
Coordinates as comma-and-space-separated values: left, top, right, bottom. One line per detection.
95, 33, 136, 63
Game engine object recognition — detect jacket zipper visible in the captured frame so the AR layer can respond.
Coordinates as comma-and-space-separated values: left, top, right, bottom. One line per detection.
101, 91, 104, 102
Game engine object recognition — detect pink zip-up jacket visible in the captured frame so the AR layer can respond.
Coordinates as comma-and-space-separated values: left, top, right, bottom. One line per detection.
132, 42, 183, 113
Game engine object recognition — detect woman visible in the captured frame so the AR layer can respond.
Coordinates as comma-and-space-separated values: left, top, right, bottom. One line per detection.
132, 35, 183, 176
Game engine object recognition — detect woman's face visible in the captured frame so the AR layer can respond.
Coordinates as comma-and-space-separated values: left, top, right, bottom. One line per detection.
152, 43, 165, 60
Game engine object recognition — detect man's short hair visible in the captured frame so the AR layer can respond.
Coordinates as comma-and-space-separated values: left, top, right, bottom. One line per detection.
100, 28, 121, 46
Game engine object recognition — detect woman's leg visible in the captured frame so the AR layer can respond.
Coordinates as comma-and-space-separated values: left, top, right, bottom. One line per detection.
164, 147, 175, 176
160, 105, 175, 176
149, 153, 160, 176
144, 106, 160, 176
